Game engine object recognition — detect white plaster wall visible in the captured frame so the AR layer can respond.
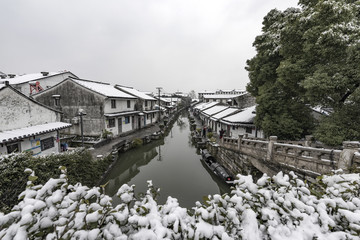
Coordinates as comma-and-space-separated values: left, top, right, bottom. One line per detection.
0, 144, 7, 155
121, 117, 133, 133
145, 114, 153, 125
105, 115, 135, 136
0, 87, 60, 131
104, 99, 136, 114
219, 123, 264, 138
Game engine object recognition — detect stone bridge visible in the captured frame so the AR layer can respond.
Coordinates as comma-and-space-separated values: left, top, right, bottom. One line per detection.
207, 135, 360, 181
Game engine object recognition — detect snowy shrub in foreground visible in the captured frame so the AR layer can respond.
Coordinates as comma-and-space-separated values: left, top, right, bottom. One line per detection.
1, 167, 360, 239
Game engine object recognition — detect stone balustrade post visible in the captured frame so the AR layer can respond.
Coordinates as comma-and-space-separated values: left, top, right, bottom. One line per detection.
238, 134, 243, 151
305, 135, 314, 147
266, 136, 277, 161
338, 141, 360, 172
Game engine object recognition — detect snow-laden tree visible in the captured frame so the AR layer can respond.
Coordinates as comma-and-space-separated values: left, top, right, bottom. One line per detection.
246, 0, 360, 144
1, 167, 360, 239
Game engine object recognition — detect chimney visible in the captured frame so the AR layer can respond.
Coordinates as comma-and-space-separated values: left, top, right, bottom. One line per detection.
4, 81, 9, 86
41, 72, 49, 76
8, 74, 15, 78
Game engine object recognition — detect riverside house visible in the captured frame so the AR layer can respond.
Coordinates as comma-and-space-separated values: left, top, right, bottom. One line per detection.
32, 77, 139, 138
115, 85, 159, 127
219, 105, 264, 138
0, 82, 71, 156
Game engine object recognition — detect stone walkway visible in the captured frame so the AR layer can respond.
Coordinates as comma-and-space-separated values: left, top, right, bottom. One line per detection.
89, 124, 160, 159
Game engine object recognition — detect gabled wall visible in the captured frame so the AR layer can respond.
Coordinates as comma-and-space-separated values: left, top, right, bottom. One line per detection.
33, 80, 106, 136
13, 72, 77, 96
0, 87, 60, 131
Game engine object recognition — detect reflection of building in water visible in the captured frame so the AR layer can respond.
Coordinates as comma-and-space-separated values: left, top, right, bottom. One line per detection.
104, 139, 164, 197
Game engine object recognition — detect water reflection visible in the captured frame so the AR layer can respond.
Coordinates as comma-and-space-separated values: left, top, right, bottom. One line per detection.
101, 113, 230, 209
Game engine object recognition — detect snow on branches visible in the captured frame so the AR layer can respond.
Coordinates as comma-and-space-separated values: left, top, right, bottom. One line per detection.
1, 167, 360, 239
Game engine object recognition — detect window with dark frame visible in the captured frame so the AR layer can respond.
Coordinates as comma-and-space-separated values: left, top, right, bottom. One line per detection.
54, 98, 60, 106
145, 100, 148, 107
109, 118, 115, 128
111, 99, 116, 109
127, 100, 131, 108
40, 137, 54, 151
7, 143, 20, 154
246, 127, 252, 134
125, 116, 130, 124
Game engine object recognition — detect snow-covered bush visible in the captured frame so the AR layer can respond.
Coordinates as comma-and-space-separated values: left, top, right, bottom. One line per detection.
0, 150, 113, 213
1, 167, 360, 239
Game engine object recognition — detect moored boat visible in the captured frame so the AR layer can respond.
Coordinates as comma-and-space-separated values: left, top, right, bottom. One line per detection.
200, 149, 234, 184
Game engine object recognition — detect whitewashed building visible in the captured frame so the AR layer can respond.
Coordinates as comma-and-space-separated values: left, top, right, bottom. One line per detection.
193, 102, 219, 116
219, 105, 264, 138
209, 107, 241, 133
33, 78, 139, 137
199, 105, 230, 127
116, 85, 159, 127
0, 71, 78, 96
0, 83, 71, 156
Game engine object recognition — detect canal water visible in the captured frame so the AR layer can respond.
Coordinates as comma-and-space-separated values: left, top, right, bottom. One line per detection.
101, 112, 230, 209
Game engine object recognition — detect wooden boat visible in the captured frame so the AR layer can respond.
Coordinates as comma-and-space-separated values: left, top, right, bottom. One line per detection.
200, 149, 234, 184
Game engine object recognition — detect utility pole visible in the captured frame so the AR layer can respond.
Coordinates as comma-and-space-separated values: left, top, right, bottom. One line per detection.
156, 87, 162, 122
78, 109, 86, 147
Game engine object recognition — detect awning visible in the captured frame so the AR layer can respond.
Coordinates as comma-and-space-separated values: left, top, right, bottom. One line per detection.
0, 122, 72, 144
219, 121, 254, 127
104, 111, 140, 117
144, 110, 160, 114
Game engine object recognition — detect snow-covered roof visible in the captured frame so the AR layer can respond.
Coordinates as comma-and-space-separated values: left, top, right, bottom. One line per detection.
116, 86, 156, 100
221, 105, 256, 125
210, 108, 240, 121
155, 97, 171, 103
0, 122, 72, 144
0, 83, 5, 90
4, 71, 74, 85
198, 90, 215, 94
202, 106, 229, 116
203, 94, 244, 99
73, 80, 136, 99
194, 102, 218, 111
215, 89, 245, 93
159, 97, 179, 103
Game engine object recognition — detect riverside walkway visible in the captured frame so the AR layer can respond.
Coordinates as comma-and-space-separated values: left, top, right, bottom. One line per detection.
89, 124, 160, 159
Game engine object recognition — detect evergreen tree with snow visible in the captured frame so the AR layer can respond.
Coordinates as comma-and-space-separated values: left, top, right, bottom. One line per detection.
246, 0, 360, 145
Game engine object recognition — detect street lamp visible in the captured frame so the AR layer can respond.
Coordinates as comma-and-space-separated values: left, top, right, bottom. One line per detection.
78, 109, 87, 147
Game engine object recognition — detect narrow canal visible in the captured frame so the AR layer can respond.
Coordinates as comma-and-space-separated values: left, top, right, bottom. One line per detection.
101, 111, 230, 209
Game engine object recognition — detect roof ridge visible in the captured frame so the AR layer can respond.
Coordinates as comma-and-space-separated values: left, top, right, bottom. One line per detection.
72, 77, 111, 85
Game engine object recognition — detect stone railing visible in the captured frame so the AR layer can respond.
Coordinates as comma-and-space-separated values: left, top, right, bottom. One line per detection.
220, 136, 360, 177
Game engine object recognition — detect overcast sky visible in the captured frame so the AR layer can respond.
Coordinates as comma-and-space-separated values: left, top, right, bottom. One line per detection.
1, 0, 298, 94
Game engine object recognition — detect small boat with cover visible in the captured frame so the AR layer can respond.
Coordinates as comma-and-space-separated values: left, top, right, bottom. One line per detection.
200, 149, 234, 184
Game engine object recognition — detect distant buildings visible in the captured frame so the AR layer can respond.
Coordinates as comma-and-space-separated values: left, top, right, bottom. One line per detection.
198, 89, 255, 108
192, 89, 262, 138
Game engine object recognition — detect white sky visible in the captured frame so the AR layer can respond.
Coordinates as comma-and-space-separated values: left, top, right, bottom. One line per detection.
0, 0, 298, 94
